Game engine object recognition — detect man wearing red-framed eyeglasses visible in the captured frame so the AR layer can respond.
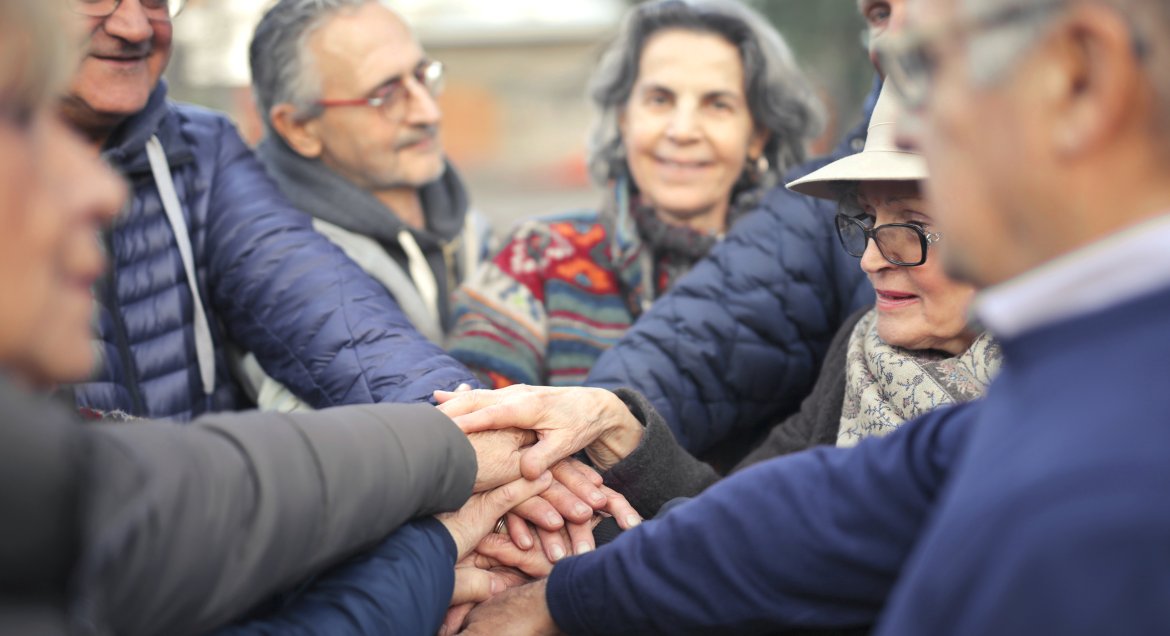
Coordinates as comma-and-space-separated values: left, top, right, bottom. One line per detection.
247, 0, 492, 377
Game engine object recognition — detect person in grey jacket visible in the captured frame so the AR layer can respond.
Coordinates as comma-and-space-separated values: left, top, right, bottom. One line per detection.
0, 8, 541, 634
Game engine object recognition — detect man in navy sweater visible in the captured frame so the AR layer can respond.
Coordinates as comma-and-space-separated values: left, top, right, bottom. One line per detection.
455, 0, 1170, 633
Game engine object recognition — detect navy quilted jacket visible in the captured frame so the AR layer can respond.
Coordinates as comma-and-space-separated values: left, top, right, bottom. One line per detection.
74, 84, 476, 421
586, 80, 880, 454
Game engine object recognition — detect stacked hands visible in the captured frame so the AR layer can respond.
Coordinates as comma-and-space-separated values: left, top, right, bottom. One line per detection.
431, 384, 648, 635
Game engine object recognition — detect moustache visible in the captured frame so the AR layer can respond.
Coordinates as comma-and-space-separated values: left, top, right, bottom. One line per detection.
394, 126, 439, 150
88, 40, 153, 60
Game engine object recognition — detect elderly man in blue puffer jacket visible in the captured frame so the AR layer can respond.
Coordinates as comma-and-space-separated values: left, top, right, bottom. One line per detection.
56, 0, 480, 633
62, 6, 476, 421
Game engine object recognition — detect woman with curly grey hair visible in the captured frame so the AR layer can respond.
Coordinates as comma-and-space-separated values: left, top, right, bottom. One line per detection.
449, 0, 824, 388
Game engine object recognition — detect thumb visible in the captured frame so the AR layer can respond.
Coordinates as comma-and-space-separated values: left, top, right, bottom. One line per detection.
518, 440, 568, 481
451, 568, 505, 606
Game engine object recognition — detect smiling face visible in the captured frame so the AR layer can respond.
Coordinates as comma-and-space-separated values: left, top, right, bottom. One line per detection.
61, 0, 174, 142
853, 180, 976, 355
0, 111, 124, 379
619, 29, 767, 233
17, 119, 125, 385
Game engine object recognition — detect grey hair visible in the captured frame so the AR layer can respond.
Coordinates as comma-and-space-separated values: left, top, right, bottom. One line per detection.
249, 0, 374, 135
586, 0, 825, 193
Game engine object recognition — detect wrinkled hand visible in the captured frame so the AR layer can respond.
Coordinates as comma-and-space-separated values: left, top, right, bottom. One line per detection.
457, 579, 561, 635
467, 428, 537, 492
437, 473, 552, 559
435, 385, 644, 480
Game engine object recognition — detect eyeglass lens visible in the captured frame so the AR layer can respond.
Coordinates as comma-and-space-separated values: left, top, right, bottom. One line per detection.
836, 215, 926, 266
72, 0, 186, 20
376, 62, 444, 117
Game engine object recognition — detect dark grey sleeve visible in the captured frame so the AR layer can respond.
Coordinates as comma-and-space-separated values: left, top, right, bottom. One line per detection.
72, 404, 475, 636
600, 389, 721, 517
599, 308, 869, 517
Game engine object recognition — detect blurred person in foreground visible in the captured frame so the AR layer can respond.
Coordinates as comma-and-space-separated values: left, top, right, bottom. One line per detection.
441, 0, 1170, 632
0, 4, 554, 635
437, 83, 1001, 529
59, 0, 475, 422
580, 0, 913, 464
239, 0, 494, 412
447, 0, 826, 394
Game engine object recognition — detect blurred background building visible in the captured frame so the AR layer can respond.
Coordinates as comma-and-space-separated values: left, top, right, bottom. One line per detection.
168, 0, 871, 233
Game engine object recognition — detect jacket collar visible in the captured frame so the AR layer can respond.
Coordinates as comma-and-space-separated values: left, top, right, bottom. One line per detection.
100, 81, 195, 176
255, 135, 470, 249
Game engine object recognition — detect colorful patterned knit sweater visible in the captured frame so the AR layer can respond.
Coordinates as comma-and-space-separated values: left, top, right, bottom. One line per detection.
447, 208, 648, 387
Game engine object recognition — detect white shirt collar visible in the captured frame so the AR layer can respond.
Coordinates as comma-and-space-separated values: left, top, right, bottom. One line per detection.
975, 213, 1170, 339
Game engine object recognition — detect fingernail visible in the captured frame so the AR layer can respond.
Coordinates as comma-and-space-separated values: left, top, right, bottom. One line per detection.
626, 515, 642, 528
589, 491, 606, 506
456, 383, 472, 392
546, 512, 562, 527
550, 545, 567, 561
519, 534, 533, 549
491, 577, 504, 595
438, 626, 448, 636
573, 503, 592, 518
575, 542, 593, 555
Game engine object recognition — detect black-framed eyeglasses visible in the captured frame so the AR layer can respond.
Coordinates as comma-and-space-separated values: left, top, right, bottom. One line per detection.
71, 0, 187, 20
875, 0, 1068, 110
835, 207, 942, 268
314, 60, 445, 121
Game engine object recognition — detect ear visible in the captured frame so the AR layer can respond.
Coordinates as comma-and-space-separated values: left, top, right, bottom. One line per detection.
748, 127, 771, 162
269, 103, 324, 159
1043, 3, 1142, 158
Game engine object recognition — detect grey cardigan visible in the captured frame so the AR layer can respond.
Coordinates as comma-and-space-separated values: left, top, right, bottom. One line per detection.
602, 307, 866, 517
0, 380, 474, 636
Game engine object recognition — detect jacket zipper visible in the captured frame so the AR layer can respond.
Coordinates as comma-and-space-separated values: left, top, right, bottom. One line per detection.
101, 229, 147, 416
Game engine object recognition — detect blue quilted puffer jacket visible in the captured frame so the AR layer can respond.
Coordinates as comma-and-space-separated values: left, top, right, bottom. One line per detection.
586, 79, 881, 455
75, 84, 476, 421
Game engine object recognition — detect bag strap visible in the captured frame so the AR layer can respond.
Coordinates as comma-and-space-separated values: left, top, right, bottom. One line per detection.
145, 135, 216, 398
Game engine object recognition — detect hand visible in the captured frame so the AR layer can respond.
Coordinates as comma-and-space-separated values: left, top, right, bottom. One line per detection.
435, 385, 644, 480
441, 563, 530, 636
457, 579, 561, 636
473, 532, 557, 579
503, 460, 642, 561
437, 472, 552, 559
467, 428, 537, 492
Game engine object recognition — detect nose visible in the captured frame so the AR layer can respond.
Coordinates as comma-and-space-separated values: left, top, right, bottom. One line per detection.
665, 103, 700, 143
403, 78, 442, 126
102, 0, 154, 44
859, 234, 893, 275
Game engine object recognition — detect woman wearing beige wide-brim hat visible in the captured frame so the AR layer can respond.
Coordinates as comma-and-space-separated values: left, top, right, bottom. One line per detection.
432, 83, 1004, 527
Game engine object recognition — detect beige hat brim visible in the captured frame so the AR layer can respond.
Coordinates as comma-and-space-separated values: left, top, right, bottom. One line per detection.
786, 150, 927, 202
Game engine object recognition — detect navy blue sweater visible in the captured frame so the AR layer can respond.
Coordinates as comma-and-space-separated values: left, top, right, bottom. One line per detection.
549, 283, 1170, 634
216, 519, 456, 636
